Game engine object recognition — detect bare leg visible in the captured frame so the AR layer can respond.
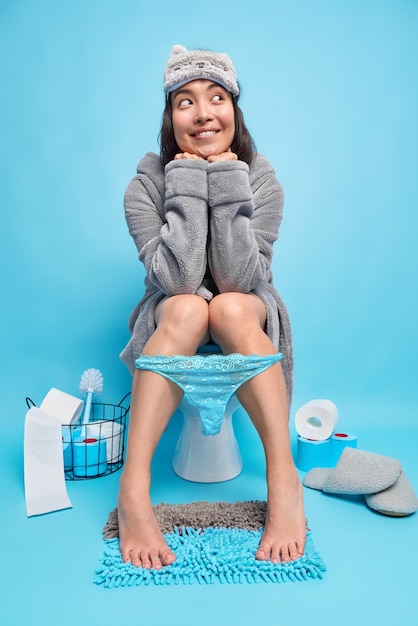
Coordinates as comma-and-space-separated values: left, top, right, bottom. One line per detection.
118, 369, 180, 569
209, 293, 306, 563
118, 295, 209, 569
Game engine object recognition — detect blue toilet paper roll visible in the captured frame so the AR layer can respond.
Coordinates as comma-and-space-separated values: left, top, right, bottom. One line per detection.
295, 435, 332, 472
62, 426, 83, 471
73, 437, 108, 478
330, 432, 358, 466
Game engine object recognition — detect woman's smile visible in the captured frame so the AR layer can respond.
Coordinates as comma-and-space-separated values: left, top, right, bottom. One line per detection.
192, 129, 218, 137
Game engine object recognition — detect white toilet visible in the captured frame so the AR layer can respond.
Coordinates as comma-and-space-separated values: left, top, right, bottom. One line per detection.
172, 391, 243, 483
172, 343, 243, 483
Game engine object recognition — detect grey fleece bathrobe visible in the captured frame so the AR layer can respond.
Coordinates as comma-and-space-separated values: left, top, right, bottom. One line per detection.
120, 151, 293, 405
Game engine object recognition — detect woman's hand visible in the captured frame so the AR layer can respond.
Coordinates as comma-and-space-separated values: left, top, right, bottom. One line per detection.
174, 152, 205, 160
174, 149, 238, 162
207, 148, 238, 163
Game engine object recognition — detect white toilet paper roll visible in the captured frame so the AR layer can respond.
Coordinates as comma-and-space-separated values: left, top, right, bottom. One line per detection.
86, 421, 123, 464
294, 399, 338, 441
40, 388, 84, 425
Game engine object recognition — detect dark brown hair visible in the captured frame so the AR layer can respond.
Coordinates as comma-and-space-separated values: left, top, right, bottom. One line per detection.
159, 89, 256, 167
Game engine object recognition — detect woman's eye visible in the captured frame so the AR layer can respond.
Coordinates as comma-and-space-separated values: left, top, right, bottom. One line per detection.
212, 94, 223, 102
178, 98, 192, 106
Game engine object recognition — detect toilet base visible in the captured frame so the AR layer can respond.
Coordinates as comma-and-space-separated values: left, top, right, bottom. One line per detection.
172, 403, 243, 483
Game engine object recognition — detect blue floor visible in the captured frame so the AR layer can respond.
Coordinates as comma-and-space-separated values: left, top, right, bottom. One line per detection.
2, 396, 417, 626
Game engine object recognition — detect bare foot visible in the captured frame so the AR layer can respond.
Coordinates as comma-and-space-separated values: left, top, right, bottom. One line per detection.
118, 476, 176, 570
255, 472, 306, 563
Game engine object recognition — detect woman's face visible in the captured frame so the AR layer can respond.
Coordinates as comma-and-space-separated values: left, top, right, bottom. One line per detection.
171, 79, 235, 159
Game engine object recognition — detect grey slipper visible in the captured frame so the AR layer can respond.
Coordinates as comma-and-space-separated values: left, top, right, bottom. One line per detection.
303, 447, 402, 495
365, 471, 418, 517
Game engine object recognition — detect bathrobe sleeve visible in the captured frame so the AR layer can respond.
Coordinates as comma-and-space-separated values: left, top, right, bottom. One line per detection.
124, 158, 209, 295
207, 155, 283, 293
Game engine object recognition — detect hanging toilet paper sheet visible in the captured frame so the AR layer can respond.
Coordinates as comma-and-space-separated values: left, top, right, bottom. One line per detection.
294, 399, 338, 441
24, 388, 84, 516
24, 406, 72, 516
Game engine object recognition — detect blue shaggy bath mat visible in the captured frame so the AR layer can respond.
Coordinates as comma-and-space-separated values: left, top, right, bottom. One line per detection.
94, 501, 326, 587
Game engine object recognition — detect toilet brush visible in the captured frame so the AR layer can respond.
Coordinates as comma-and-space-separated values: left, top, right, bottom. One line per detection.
79, 368, 104, 437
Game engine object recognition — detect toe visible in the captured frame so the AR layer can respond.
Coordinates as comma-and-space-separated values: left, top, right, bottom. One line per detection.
276, 545, 291, 563
130, 550, 142, 568
149, 549, 163, 570
255, 542, 271, 561
288, 541, 302, 562
121, 547, 132, 564
161, 550, 176, 566
139, 550, 153, 570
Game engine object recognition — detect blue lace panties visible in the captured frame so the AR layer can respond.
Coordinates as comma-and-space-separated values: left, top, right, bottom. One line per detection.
134, 352, 283, 436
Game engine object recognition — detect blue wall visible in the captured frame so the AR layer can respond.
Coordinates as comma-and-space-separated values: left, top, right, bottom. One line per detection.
2, 0, 417, 428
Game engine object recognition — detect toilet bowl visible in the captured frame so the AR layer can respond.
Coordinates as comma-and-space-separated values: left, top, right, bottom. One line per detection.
134, 346, 283, 484
171, 343, 242, 482
172, 380, 243, 483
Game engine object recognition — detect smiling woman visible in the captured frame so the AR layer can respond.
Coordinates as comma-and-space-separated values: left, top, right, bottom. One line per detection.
118, 43, 306, 572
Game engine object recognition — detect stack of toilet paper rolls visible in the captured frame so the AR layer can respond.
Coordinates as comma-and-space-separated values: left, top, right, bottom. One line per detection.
294, 399, 357, 472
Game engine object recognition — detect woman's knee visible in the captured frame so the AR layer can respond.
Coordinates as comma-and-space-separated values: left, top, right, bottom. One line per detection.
156, 295, 209, 338
209, 293, 266, 339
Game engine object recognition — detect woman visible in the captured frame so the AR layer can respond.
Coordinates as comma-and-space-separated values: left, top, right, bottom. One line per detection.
118, 44, 306, 570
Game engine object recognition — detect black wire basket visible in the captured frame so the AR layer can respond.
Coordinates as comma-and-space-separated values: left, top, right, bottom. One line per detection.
26, 393, 130, 480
